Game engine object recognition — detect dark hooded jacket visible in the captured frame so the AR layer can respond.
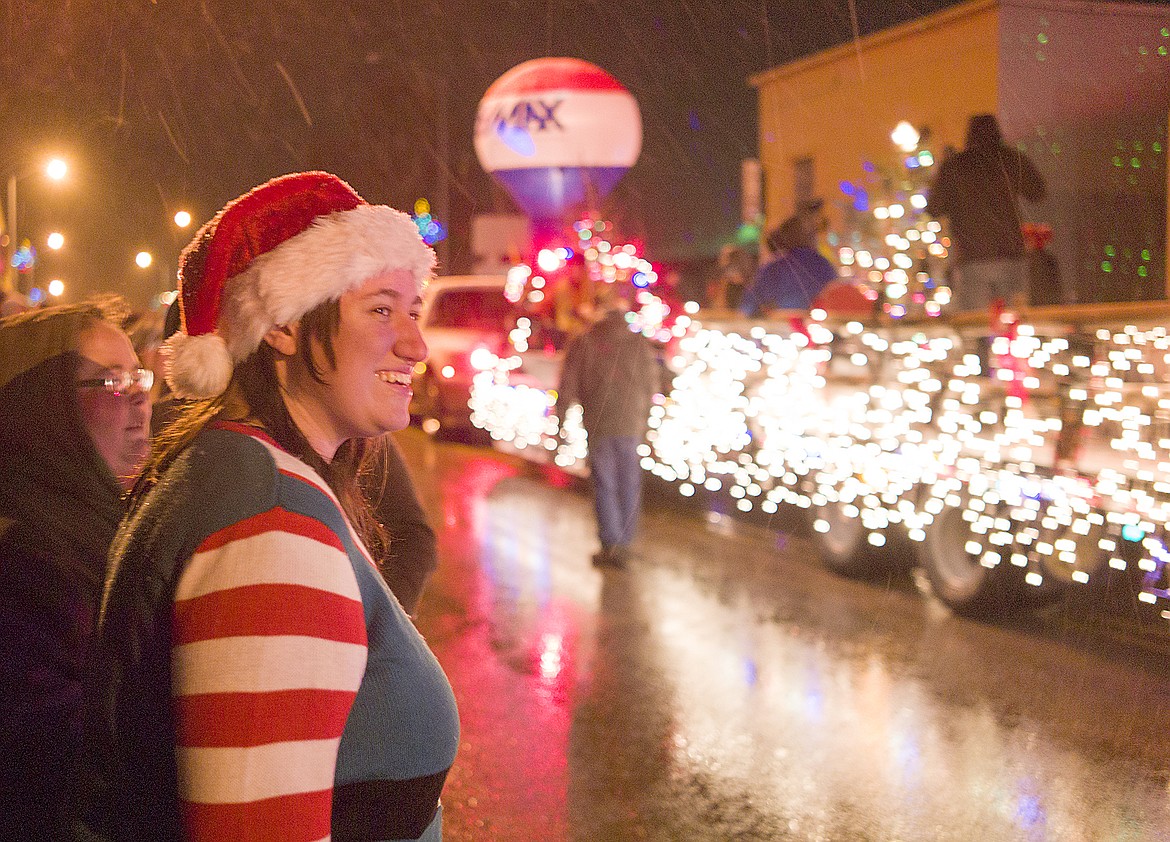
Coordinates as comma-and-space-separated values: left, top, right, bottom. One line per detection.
359, 435, 438, 615
926, 114, 1047, 265
557, 309, 659, 439
0, 307, 126, 840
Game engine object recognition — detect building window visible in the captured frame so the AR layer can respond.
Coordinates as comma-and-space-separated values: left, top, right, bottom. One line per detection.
793, 157, 815, 207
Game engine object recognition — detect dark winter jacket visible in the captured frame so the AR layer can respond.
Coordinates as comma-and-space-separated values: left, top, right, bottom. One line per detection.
926, 126, 1046, 265
0, 520, 110, 840
739, 246, 837, 316
0, 314, 126, 841
361, 434, 438, 614
556, 310, 659, 439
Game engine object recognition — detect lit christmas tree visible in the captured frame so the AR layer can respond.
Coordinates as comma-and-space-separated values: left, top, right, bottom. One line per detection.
829, 123, 953, 320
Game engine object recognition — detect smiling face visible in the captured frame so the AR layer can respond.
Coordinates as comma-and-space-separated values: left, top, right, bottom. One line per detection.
278, 268, 428, 459
75, 320, 153, 490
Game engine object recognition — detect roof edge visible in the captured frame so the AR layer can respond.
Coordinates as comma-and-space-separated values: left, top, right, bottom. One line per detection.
748, 0, 999, 89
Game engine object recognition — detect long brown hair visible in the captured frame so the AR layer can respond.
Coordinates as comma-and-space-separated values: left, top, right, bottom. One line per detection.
134, 298, 387, 547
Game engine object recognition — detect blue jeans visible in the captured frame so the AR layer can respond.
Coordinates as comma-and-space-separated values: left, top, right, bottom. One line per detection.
588, 435, 643, 548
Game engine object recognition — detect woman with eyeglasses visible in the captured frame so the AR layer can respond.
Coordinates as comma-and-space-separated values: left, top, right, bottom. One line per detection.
0, 299, 151, 839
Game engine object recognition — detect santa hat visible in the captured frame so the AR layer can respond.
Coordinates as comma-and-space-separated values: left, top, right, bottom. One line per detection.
163, 171, 435, 399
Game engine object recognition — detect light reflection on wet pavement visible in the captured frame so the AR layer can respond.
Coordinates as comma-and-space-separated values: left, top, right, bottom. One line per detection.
398, 429, 1170, 842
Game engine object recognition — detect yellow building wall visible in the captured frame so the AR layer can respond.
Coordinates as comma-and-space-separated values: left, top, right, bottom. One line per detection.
751, 0, 1000, 241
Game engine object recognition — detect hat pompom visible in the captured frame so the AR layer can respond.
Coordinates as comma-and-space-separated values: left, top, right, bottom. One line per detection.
163, 331, 234, 399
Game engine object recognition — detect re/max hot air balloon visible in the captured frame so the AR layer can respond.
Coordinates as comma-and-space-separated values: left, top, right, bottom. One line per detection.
475, 58, 643, 223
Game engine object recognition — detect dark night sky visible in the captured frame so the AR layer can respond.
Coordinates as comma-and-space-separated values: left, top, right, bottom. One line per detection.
2, 0, 967, 306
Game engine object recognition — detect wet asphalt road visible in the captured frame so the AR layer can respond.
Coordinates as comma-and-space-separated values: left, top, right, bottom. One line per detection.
395, 428, 1170, 842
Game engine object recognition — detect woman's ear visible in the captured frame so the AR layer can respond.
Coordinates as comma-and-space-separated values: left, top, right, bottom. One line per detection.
263, 323, 298, 356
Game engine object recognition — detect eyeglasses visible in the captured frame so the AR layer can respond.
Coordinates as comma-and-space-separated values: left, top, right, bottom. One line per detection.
77, 368, 155, 396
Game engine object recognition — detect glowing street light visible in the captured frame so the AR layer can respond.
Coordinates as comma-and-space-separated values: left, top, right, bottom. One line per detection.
174, 210, 192, 228
46, 231, 64, 250
47, 279, 64, 297
135, 251, 153, 269
891, 121, 920, 153
4, 155, 69, 292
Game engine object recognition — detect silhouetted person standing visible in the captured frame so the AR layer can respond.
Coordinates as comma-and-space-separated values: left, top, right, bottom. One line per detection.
927, 114, 1046, 311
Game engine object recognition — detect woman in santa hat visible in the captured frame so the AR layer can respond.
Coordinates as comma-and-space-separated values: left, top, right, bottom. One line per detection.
73, 172, 458, 842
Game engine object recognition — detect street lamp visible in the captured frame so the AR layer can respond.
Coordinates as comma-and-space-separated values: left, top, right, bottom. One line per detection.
47, 279, 64, 297
4, 156, 68, 293
891, 121, 920, 153
6, 157, 68, 253
135, 250, 153, 269
46, 231, 64, 250
174, 210, 192, 229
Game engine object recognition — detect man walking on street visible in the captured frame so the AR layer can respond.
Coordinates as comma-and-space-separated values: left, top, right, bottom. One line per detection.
557, 299, 659, 569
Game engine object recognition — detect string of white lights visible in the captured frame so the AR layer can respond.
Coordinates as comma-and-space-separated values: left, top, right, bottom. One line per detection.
469, 310, 1170, 617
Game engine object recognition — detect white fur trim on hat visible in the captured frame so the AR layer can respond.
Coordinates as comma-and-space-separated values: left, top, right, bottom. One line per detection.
162, 331, 234, 400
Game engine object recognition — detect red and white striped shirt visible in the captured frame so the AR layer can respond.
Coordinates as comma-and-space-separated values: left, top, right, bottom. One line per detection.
171, 440, 368, 841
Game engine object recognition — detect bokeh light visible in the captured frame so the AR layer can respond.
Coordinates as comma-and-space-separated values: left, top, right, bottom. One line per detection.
45, 158, 67, 180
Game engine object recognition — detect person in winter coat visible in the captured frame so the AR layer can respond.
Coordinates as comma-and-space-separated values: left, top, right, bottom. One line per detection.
556, 299, 660, 569
926, 113, 1047, 311
739, 215, 837, 316
72, 172, 459, 842
0, 300, 151, 840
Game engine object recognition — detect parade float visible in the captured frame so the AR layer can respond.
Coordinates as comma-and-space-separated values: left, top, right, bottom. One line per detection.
469, 128, 1170, 624
465, 56, 1170, 623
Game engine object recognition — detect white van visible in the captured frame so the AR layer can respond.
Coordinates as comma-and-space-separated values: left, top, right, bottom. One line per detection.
410, 274, 511, 434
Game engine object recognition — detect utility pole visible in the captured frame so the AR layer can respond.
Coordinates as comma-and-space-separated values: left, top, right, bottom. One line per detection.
3, 175, 17, 295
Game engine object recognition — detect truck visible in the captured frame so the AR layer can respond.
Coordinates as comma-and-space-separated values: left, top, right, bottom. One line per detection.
470, 300, 1170, 624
